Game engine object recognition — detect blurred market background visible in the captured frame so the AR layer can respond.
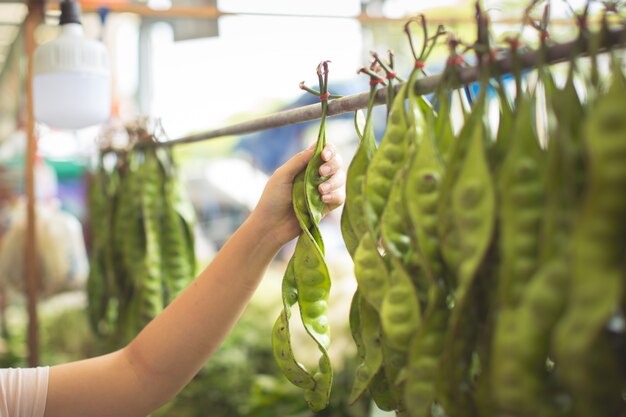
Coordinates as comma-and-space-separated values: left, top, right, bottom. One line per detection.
0, 0, 588, 415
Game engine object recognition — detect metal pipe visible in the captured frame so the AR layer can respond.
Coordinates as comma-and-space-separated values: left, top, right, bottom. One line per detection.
160, 26, 625, 147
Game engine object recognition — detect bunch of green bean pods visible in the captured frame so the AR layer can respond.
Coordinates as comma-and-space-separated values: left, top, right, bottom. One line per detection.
295, 15, 626, 417
87, 139, 197, 348
267, 13, 626, 417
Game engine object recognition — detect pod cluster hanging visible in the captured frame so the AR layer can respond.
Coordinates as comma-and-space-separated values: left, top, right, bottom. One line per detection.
339, 4, 626, 417
87, 124, 197, 348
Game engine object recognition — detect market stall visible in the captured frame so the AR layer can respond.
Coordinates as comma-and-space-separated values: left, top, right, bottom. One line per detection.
0, 0, 625, 416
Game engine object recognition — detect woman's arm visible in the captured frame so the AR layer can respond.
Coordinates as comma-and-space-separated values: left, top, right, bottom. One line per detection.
43, 144, 345, 417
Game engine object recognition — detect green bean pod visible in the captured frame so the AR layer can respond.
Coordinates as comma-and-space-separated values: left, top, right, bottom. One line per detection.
293, 171, 313, 234
379, 69, 432, 294
539, 64, 585, 264
136, 148, 165, 328
404, 68, 429, 154
381, 338, 409, 412
353, 231, 389, 311
341, 207, 359, 258
495, 93, 545, 309
553, 56, 626, 417
349, 295, 384, 404
272, 259, 317, 390
380, 167, 429, 297
274, 167, 330, 406
276, 63, 335, 411
488, 94, 546, 416
451, 111, 495, 302
363, 82, 410, 233
433, 89, 455, 163
380, 257, 421, 352
344, 90, 379, 241
157, 149, 196, 304
439, 101, 495, 417
489, 78, 515, 171
86, 164, 114, 336
436, 94, 484, 280
291, 223, 333, 411
405, 286, 450, 417
349, 289, 365, 374
491, 259, 569, 417
305, 135, 328, 227
369, 368, 396, 412
112, 153, 146, 345
404, 112, 446, 286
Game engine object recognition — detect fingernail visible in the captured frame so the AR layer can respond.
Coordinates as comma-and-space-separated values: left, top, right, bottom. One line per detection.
320, 165, 330, 176
319, 183, 329, 193
322, 194, 332, 203
322, 149, 332, 160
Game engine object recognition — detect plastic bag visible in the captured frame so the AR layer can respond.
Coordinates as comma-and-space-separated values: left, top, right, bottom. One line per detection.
0, 199, 89, 298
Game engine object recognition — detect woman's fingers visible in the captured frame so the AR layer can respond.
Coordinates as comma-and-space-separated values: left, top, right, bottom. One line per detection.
321, 188, 346, 206
318, 169, 346, 194
317, 144, 346, 210
319, 144, 343, 177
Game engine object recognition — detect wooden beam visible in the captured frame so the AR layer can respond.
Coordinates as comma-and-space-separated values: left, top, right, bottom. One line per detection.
43, 2, 579, 26
24, 0, 43, 367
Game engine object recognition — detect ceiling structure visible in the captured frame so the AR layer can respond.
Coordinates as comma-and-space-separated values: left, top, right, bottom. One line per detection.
0, 2, 27, 74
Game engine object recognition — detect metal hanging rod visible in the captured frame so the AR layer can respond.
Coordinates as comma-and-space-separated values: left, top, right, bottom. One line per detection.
158, 26, 625, 148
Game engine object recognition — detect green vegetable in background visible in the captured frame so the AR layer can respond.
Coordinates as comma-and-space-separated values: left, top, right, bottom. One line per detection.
87, 130, 197, 349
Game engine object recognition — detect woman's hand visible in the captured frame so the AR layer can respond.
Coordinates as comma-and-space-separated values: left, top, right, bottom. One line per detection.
252, 143, 346, 248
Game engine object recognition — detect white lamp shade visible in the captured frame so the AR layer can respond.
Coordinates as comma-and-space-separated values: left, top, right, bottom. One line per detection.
33, 23, 111, 130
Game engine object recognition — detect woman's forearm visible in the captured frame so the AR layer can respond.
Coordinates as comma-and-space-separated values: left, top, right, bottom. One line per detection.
45, 212, 284, 417
124, 210, 283, 399
126, 210, 280, 404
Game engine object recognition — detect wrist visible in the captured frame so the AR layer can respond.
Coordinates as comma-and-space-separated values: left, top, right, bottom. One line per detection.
245, 211, 286, 256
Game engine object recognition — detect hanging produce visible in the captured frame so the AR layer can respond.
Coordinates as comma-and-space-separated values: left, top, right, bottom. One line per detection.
86, 124, 197, 347
342, 60, 386, 408
279, 1, 626, 416
272, 61, 334, 412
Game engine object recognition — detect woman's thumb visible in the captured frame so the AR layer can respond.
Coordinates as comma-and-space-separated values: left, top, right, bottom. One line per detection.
278, 143, 315, 179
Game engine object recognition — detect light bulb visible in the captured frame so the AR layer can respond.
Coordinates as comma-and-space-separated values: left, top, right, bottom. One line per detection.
33, 0, 111, 130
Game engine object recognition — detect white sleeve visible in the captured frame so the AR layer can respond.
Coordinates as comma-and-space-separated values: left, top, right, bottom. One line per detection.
0, 367, 49, 417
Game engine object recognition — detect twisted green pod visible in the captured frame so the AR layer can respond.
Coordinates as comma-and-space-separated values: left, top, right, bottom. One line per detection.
272, 62, 334, 412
